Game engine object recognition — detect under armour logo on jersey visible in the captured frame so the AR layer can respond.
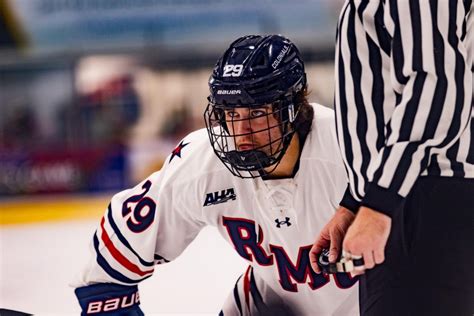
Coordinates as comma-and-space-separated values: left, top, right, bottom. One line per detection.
203, 188, 236, 206
275, 217, 291, 228
169, 141, 189, 163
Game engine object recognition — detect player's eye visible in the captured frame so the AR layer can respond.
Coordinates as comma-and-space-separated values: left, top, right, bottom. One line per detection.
250, 109, 267, 118
225, 111, 239, 119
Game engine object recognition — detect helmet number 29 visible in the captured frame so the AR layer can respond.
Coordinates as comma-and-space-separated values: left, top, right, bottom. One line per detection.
223, 64, 243, 77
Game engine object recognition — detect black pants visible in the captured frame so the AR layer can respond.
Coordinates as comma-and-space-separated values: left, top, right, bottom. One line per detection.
360, 177, 474, 316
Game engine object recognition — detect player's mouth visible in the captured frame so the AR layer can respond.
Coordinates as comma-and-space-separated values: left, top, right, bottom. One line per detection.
238, 143, 256, 151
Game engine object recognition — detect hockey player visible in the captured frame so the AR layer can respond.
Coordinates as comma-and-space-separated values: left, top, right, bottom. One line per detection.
73, 35, 358, 315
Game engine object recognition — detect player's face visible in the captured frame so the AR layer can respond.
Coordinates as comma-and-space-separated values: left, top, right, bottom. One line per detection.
224, 105, 283, 155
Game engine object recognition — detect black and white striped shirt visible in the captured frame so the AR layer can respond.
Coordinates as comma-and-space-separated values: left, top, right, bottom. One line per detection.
335, 0, 473, 216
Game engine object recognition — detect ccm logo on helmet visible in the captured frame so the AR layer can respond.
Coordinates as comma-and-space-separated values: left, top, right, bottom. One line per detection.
86, 291, 140, 314
217, 89, 241, 95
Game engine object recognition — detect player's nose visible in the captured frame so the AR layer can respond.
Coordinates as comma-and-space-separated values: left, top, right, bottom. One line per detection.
232, 117, 252, 136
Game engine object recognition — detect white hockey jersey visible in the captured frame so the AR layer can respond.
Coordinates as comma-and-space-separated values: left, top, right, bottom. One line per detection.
75, 103, 359, 315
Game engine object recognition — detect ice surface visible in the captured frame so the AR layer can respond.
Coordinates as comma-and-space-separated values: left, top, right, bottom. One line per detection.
0, 220, 247, 315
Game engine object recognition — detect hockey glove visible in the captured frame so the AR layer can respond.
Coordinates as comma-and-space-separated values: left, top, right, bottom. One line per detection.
75, 283, 144, 315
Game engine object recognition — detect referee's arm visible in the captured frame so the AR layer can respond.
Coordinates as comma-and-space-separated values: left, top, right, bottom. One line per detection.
362, 0, 472, 217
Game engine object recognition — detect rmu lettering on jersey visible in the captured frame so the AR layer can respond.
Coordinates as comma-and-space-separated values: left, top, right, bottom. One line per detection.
223, 216, 358, 292
203, 188, 236, 206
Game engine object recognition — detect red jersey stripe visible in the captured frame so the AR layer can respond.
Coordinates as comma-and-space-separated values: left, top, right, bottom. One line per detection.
100, 217, 154, 277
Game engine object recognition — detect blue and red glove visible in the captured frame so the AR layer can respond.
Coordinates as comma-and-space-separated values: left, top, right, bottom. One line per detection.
75, 283, 144, 315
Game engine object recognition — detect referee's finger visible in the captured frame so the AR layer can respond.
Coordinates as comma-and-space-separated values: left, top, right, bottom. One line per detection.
309, 243, 322, 273
329, 231, 342, 263
362, 250, 375, 269
342, 249, 352, 260
373, 249, 385, 265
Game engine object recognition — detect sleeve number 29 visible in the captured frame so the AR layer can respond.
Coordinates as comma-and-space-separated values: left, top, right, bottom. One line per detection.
122, 180, 156, 233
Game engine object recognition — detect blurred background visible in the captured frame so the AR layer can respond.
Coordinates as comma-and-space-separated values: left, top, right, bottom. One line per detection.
0, 0, 344, 314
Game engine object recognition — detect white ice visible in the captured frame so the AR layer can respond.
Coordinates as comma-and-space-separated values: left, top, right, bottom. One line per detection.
0, 220, 247, 315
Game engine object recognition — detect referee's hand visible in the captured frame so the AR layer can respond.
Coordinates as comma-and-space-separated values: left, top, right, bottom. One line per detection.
310, 206, 354, 274
342, 207, 391, 274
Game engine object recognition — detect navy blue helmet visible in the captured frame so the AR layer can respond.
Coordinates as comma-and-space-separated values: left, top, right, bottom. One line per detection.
204, 34, 307, 178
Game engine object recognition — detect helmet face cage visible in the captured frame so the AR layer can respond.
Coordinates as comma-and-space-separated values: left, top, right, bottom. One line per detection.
204, 34, 306, 178
204, 97, 297, 178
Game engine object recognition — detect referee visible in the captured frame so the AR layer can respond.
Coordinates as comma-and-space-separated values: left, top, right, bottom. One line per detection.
311, 1, 473, 315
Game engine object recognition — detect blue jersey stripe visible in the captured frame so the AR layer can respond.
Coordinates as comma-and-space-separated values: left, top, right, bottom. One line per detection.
154, 253, 170, 262
233, 275, 243, 316
249, 268, 268, 313
93, 232, 152, 284
107, 204, 154, 267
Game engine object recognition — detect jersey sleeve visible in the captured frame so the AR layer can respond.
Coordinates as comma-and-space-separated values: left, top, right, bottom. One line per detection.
363, 0, 472, 216
74, 159, 206, 288
335, 1, 472, 217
